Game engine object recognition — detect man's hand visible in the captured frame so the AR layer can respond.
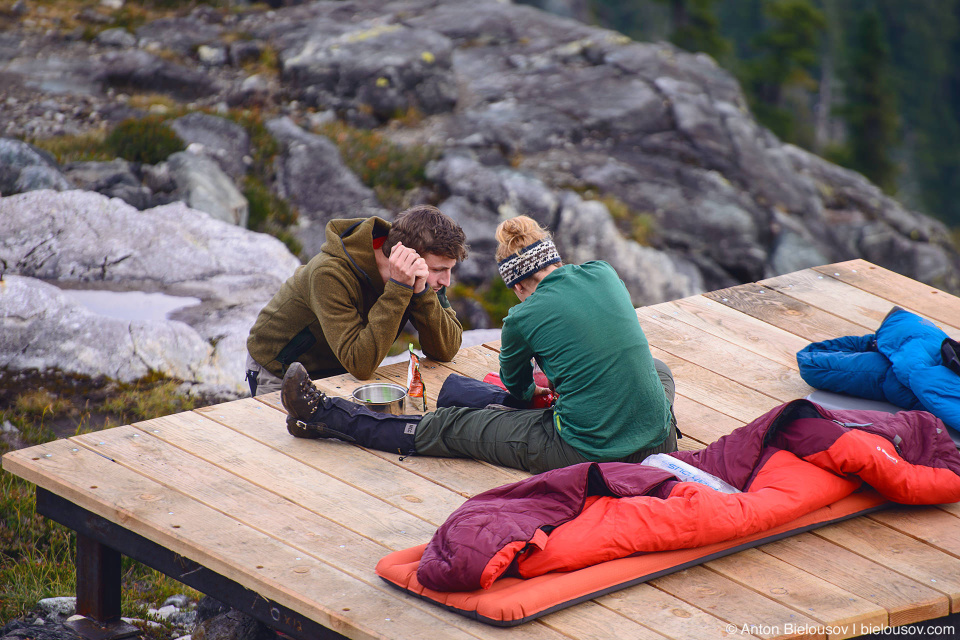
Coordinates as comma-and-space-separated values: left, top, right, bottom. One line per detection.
390, 242, 429, 293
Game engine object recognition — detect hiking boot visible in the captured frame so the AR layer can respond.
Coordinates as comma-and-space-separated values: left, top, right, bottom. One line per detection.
281, 362, 327, 422
281, 363, 362, 441
280, 362, 419, 454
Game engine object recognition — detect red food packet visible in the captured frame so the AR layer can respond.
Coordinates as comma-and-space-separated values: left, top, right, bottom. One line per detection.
407, 344, 426, 412
482, 371, 555, 408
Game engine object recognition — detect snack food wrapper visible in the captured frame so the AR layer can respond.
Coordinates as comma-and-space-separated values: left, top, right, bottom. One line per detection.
407, 344, 427, 412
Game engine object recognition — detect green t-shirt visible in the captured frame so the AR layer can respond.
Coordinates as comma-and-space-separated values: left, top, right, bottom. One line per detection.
499, 261, 671, 460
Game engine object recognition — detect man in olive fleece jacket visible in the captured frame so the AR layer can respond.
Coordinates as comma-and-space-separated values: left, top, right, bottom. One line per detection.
245, 205, 468, 395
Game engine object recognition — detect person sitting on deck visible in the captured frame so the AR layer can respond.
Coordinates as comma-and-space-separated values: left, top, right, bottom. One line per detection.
280, 215, 678, 474
245, 205, 468, 396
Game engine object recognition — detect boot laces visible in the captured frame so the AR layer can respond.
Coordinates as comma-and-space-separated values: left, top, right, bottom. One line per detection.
300, 375, 326, 412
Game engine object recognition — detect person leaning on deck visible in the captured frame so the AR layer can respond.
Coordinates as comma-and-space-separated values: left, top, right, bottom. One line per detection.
280, 215, 678, 475
244, 205, 468, 396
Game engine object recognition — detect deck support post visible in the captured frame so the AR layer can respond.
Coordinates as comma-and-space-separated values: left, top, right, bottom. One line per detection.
35, 487, 347, 640
66, 531, 142, 640
75, 532, 122, 621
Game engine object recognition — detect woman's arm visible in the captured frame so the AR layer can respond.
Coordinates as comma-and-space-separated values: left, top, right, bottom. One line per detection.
498, 316, 536, 402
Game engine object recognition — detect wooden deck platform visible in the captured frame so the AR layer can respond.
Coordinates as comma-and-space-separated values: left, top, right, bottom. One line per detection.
4, 259, 960, 640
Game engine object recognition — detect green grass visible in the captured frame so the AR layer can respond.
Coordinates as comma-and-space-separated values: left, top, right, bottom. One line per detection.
0, 472, 75, 621
100, 379, 196, 424
0, 374, 204, 626
29, 130, 114, 164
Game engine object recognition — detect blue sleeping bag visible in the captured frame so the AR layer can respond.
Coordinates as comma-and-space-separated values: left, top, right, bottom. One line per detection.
797, 307, 960, 432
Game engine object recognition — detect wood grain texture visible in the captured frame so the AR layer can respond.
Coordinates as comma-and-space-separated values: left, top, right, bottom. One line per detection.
759, 533, 948, 627
703, 285, 868, 343
707, 548, 887, 639
652, 566, 824, 639
813, 518, 960, 612
812, 260, 960, 334
638, 307, 814, 402
655, 296, 812, 369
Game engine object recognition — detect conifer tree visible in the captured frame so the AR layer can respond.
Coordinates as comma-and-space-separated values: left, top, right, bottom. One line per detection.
655, 0, 731, 61
740, 0, 826, 144
841, 10, 899, 193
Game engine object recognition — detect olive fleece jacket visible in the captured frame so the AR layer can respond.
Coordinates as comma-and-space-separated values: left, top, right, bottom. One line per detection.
247, 217, 462, 380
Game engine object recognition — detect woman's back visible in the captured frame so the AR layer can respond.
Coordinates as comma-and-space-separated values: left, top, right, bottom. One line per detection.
499, 260, 672, 459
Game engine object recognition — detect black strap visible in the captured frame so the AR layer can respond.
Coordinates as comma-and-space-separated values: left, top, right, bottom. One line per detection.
276, 326, 317, 369
943, 338, 960, 375
245, 369, 259, 396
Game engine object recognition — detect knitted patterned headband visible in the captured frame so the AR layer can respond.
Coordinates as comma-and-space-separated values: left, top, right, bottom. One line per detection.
497, 239, 561, 288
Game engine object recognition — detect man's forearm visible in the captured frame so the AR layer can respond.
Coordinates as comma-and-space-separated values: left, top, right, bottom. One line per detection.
410, 291, 462, 362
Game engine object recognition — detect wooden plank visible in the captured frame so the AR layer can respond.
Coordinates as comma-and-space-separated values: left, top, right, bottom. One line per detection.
672, 395, 746, 447
759, 269, 897, 330
812, 260, 960, 333
1, 441, 483, 640
759, 533, 948, 627
870, 507, 960, 559
707, 548, 887, 639
204, 398, 524, 500
654, 296, 811, 370
482, 340, 502, 352
72, 426, 404, 559
813, 518, 960, 613
537, 600, 668, 640
934, 502, 960, 520
676, 436, 704, 452
130, 411, 438, 545
703, 286, 867, 343
68, 426, 572, 640
652, 566, 825, 640
442, 346, 502, 381
638, 307, 814, 402
232, 397, 528, 498
596, 582, 763, 640
650, 348, 781, 423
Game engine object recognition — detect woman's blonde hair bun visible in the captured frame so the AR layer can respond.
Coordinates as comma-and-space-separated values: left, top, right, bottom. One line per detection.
495, 216, 551, 261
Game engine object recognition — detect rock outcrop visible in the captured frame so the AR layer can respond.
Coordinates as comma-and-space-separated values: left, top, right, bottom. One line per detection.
266, 117, 387, 257
0, 190, 300, 397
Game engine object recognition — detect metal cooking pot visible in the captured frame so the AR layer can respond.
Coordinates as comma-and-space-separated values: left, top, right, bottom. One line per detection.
351, 382, 407, 414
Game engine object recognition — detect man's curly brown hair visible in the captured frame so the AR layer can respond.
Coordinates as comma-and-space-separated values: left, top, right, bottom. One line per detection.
383, 205, 468, 261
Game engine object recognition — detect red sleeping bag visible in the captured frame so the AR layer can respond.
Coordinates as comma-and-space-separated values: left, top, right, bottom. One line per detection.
376, 399, 960, 626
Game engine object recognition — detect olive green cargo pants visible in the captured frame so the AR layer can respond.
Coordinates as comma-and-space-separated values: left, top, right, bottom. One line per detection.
414, 359, 678, 475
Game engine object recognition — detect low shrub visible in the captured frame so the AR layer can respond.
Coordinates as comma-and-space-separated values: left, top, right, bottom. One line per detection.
104, 116, 185, 165
317, 120, 438, 211
243, 176, 302, 255
449, 280, 517, 329
581, 189, 657, 247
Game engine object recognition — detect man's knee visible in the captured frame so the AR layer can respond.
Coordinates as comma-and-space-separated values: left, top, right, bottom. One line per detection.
245, 352, 282, 396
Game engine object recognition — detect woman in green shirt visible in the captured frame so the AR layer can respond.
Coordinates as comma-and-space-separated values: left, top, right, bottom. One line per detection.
282, 216, 678, 474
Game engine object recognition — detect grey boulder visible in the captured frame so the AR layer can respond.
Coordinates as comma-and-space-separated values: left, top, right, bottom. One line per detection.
0, 138, 72, 195
0, 190, 300, 397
